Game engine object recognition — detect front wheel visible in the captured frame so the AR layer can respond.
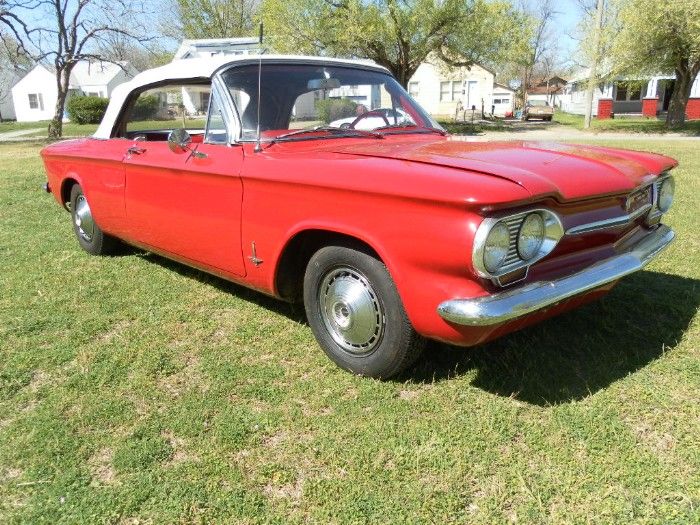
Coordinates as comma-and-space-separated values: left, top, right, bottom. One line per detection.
70, 184, 120, 255
303, 245, 425, 378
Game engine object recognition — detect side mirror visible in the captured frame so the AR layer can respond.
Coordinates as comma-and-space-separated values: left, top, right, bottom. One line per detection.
167, 128, 191, 154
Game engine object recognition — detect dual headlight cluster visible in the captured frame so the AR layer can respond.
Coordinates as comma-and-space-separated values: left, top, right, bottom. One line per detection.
473, 209, 564, 279
482, 213, 545, 272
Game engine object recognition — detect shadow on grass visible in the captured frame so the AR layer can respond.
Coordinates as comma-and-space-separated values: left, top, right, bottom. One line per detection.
404, 270, 699, 405
136, 251, 698, 406
136, 251, 307, 322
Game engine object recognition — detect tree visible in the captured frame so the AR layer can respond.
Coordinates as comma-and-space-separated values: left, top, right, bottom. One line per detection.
262, 0, 527, 88
96, 31, 172, 72
170, 0, 259, 39
4, 0, 154, 138
610, 0, 700, 126
516, 0, 559, 103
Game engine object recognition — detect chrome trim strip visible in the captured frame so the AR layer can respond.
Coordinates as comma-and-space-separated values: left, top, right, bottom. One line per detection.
567, 174, 673, 236
566, 203, 652, 235
438, 225, 674, 327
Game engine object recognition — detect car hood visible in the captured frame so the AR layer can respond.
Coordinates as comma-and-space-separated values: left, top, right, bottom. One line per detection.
329, 138, 677, 201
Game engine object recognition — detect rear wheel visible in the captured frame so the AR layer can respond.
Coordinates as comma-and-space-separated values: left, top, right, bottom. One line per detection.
70, 184, 120, 255
303, 245, 425, 378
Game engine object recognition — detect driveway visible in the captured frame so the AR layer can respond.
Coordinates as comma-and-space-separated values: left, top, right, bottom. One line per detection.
0, 128, 42, 141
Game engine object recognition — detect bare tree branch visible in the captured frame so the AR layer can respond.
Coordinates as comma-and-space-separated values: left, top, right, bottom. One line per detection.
4, 0, 157, 137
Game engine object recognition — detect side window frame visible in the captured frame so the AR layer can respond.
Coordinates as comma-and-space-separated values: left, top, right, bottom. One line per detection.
210, 73, 240, 144
113, 79, 213, 139
203, 87, 228, 145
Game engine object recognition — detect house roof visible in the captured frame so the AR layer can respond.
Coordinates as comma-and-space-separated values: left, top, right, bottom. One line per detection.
94, 54, 389, 139
493, 82, 515, 93
527, 84, 564, 95
12, 60, 135, 93
69, 60, 132, 87
174, 37, 262, 59
536, 76, 566, 87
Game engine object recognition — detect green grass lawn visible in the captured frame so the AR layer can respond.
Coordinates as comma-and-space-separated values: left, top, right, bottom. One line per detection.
1, 140, 699, 523
0, 121, 100, 137
553, 111, 700, 135
0, 119, 209, 138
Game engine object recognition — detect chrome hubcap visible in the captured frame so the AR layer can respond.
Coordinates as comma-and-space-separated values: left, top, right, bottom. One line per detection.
319, 267, 384, 354
74, 195, 95, 241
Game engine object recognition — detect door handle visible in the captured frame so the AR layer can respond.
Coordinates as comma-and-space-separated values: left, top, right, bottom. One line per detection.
127, 146, 146, 155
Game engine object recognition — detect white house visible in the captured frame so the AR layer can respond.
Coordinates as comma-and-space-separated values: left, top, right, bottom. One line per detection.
11, 65, 56, 121
407, 59, 498, 118
561, 71, 700, 118
174, 37, 262, 60
12, 60, 137, 122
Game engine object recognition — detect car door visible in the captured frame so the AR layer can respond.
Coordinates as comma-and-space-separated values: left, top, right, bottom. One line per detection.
122, 81, 246, 277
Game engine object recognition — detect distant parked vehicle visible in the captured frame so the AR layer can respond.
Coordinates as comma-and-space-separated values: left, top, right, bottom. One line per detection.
522, 100, 554, 121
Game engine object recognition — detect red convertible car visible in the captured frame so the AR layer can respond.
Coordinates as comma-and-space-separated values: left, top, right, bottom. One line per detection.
41, 55, 676, 378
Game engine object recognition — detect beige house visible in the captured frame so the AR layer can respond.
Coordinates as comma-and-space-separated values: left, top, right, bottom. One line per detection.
407, 59, 497, 118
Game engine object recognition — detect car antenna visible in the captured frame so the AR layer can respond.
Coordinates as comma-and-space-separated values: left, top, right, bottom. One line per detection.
254, 23, 265, 153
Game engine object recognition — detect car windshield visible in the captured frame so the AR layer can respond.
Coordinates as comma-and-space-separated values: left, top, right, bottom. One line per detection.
528, 100, 549, 107
221, 63, 442, 141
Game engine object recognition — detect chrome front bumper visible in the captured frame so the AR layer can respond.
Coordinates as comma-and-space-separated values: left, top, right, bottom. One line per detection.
437, 225, 675, 327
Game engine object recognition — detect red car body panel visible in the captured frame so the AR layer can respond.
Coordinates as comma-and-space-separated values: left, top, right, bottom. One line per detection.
41, 134, 677, 346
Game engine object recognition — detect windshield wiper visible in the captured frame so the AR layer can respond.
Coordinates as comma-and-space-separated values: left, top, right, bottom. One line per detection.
270, 125, 383, 144
374, 123, 447, 136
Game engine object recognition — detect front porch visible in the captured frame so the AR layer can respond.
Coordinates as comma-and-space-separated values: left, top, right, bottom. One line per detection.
610, 78, 675, 116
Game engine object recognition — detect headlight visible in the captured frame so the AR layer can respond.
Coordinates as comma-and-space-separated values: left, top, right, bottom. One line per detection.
517, 213, 545, 260
483, 221, 510, 273
658, 177, 674, 212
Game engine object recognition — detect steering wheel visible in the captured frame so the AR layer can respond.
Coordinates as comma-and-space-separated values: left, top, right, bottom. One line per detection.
349, 109, 390, 129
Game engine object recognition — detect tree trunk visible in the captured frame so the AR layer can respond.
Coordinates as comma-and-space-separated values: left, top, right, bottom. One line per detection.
666, 65, 695, 126
48, 67, 72, 139
584, 0, 604, 129
394, 66, 410, 89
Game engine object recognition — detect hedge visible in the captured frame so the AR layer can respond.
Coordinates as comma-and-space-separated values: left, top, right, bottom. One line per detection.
315, 98, 358, 124
66, 95, 109, 124
131, 94, 160, 121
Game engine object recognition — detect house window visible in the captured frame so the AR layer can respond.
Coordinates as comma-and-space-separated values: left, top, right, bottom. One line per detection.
452, 81, 462, 101
628, 85, 642, 100
615, 85, 627, 101
28, 93, 44, 110
408, 82, 419, 97
439, 81, 451, 101
439, 81, 463, 102
615, 82, 646, 101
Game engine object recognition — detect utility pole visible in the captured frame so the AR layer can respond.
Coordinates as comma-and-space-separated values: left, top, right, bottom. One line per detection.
583, 0, 605, 129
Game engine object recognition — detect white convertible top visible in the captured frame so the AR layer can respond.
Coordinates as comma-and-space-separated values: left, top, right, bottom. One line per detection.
93, 54, 390, 139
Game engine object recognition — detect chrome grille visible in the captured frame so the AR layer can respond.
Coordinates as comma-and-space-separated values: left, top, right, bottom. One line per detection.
503, 215, 523, 266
